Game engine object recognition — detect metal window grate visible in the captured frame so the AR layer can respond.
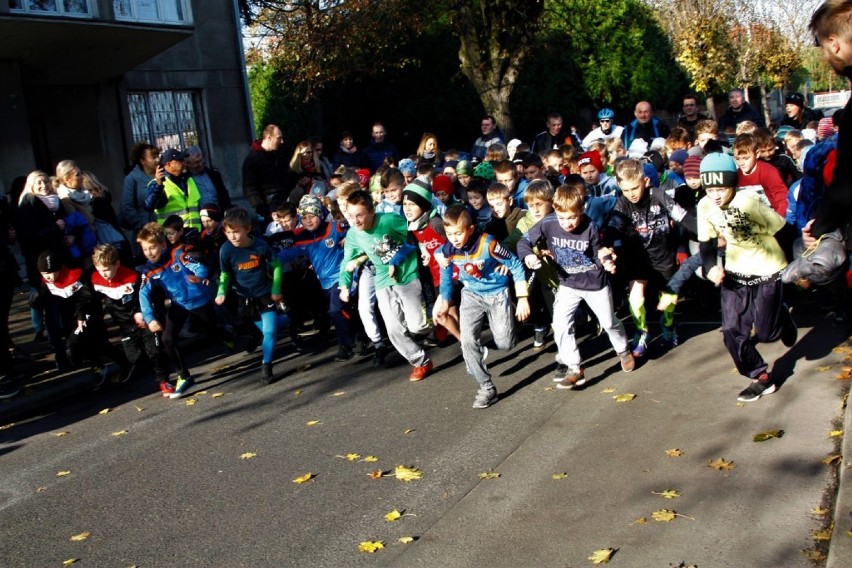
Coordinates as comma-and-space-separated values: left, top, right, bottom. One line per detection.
127, 90, 206, 154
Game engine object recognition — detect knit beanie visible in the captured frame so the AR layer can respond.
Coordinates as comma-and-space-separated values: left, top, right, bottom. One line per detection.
402, 182, 433, 213
577, 150, 604, 173
431, 174, 454, 195
355, 168, 371, 187
298, 194, 324, 218
37, 250, 60, 273
456, 160, 472, 176
683, 155, 702, 179
669, 149, 688, 166
817, 117, 835, 139
398, 158, 417, 176
699, 152, 738, 188
473, 161, 495, 181
199, 203, 223, 222
443, 160, 459, 172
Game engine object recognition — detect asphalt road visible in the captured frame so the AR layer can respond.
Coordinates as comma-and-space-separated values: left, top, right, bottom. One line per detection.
0, 302, 849, 568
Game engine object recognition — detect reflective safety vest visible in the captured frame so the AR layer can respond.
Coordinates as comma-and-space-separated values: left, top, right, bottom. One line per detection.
155, 176, 202, 230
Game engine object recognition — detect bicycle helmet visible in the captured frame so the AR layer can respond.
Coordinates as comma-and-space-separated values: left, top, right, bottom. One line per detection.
597, 108, 615, 120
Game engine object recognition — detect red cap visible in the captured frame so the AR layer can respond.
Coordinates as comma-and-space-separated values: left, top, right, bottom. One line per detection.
432, 174, 454, 195
577, 150, 604, 173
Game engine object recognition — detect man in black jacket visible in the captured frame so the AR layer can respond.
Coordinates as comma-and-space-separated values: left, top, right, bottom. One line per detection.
717, 88, 765, 133
186, 146, 232, 211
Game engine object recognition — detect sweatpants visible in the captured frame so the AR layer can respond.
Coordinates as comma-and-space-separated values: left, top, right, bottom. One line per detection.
721, 277, 786, 379
552, 285, 629, 370
375, 278, 430, 367
460, 288, 516, 388
357, 264, 383, 344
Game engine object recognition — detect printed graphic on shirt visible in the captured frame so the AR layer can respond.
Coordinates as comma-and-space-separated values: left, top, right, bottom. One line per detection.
371, 234, 403, 264
237, 254, 261, 271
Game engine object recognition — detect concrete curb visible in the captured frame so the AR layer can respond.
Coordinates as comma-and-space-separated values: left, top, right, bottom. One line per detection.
0, 369, 98, 423
827, 386, 852, 567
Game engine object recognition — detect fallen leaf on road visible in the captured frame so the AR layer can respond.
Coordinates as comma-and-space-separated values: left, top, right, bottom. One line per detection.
195, 390, 208, 396
294, 389, 303, 396
62, 559, 78, 566
552, 473, 568, 479
394, 465, 422, 481
652, 489, 680, 499
543, 386, 554, 391
601, 388, 616, 393
57, 471, 71, 477
813, 525, 833, 541
846, 529, 852, 537
306, 420, 322, 426
652, 509, 677, 522
398, 536, 414, 544
665, 448, 683, 457
404, 429, 415, 434
185, 399, 197, 406
588, 548, 614, 564
357, 541, 384, 553
812, 507, 830, 516
53, 431, 69, 437
211, 393, 225, 398
479, 471, 500, 479
363, 456, 378, 462
369, 470, 386, 479
384, 509, 403, 522
829, 430, 843, 437
614, 393, 635, 403
736, 402, 745, 407
70, 532, 91, 541
98, 408, 110, 415
292, 473, 314, 484
752, 430, 784, 442
111, 430, 128, 437
337, 453, 360, 461
816, 365, 832, 372
331, 391, 346, 397
836, 368, 852, 381
832, 346, 852, 355
240, 452, 257, 460
708, 458, 735, 471
632, 517, 647, 525
135, 406, 144, 412
36, 486, 46, 492
297, 364, 311, 373
803, 550, 826, 561
823, 454, 842, 466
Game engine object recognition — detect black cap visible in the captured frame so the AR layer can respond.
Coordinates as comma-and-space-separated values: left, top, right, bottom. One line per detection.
37, 250, 60, 273
159, 148, 186, 166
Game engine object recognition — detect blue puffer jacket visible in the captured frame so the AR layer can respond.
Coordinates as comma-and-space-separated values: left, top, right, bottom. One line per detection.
139, 244, 214, 323
277, 220, 347, 290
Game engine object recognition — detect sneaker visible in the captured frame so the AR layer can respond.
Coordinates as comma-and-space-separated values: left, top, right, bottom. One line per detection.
552, 364, 569, 382
409, 360, 433, 382
618, 351, 635, 373
290, 334, 307, 354
533, 328, 547, 350
660, 324, 678, 349
335, 346, 354, 362
422, 330, 441, 348
159, 381, 175, 397
169, 375, 195, 399
556, 367, 586, 389
260, 363, 274, 385
736, 372, 777, 402
0, 377, 20, 400
373, 343, 386, 368
472, 387, 497, 409
355, 339, 371, 357
780, 308, 797, 347
631, 331, 648, 358
244, 333, 261, 354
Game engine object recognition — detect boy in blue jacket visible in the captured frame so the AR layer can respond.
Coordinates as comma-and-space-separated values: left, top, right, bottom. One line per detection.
434, 205, 530, 409
137, 222, 220, 399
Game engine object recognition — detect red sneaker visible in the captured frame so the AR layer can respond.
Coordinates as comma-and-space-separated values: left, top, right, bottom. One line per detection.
409, 360, 433, 382
159, 381, 175, 397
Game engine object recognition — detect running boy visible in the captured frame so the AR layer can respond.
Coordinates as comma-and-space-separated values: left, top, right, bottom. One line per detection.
518, 185, 634, 388
697, 153, 797, 402
435, 205, 530, 408
216, 207, 283, 384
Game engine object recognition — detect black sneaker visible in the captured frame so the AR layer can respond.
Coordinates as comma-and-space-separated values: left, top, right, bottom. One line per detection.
533, 328, 547, 350
422, 330, 440, 348
260, 363, 274, 385
552, 364, 569, 383
0, 376, 20, 400
737, 372, 777, 402
335, 346, 354, 362
355, 340, 371, 357
780, 308, 797, 347
373, 343, 386, 368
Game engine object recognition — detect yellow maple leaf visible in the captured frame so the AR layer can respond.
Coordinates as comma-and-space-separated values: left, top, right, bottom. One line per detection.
134, 406, 144, 412
404, 429, 415, 434
211, 392, 225, 398
70, 532, 91, 541
479, 471, 500, 479
552, 473, 568, 479
666, 448, 684, 457
816, 365, 832, 372
651, 509, 677, 522
185, 398, 197, 406
357, 540, 384, 553
62, 559, 79, 566
57, 470, 71, 477
588, 548, 614, 564
363, 456, 378, 462
111, 430, 128, 437
803, 550, 826, 561
398, 536, 415, 544
195, 390, 208, 396
240, 452, 257, 460
384, 509, 403, 522
331, 391, 346, 397
613, 393, 636, 403
752, 430, 784, 442
294, 389, 303, 396
829, 430, 844, 437
601, 388, 616, 393
823, 454, 842, 465
394, 465, 422, 481
369, 470, 386, 479
53, 431, 69, 437
832, 346, 852, 355
98, 408, 110, 415
652, 489, 681, 499
306, 420, 322, 426
292, 473, 314, 484
736, 402, 746, 407
813, 526, 833, 541
812, 506, 829, 516
708, 458, 735, 471
632, 517, 648, 525
343, 453, 361, 461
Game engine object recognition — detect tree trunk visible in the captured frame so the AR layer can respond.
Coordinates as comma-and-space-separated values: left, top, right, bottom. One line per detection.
759, 82, 770, 126
705, 93, 717, 121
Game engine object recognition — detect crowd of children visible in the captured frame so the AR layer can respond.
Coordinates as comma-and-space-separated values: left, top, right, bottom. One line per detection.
3, 109, 848, 408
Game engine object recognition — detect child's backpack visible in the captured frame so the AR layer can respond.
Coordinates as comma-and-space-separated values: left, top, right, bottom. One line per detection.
794, 138, 837, 231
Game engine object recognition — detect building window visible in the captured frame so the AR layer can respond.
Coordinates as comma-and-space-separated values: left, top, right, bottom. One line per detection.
9, 0, 93, 17
112, 0, 190, 24
128, 90, 205, 153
